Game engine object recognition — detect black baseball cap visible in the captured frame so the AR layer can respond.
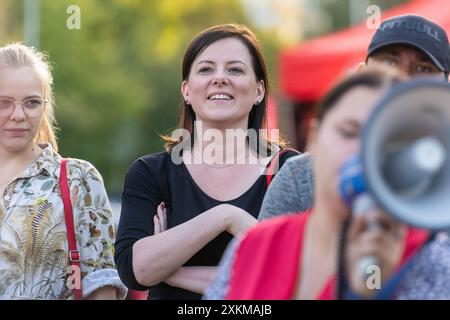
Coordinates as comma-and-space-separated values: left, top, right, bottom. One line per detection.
367, 15, 450, 74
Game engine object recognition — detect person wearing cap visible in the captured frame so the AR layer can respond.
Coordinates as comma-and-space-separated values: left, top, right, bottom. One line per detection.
366, 14, 450, 80
203, 15, 450, 299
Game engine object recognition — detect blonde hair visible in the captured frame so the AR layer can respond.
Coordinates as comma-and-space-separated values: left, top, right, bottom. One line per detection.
0, 43, 58, 151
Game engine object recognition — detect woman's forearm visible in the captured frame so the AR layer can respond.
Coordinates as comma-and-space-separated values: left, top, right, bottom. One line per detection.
164, 266, 218, 294
132, 205, 232, 287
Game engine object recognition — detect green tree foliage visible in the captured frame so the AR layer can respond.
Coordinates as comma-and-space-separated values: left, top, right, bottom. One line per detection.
0, 0, 22, 41
12, 0, 261, 194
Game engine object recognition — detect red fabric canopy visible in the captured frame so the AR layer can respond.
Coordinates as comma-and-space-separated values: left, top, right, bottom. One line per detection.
279, 0, 450, 102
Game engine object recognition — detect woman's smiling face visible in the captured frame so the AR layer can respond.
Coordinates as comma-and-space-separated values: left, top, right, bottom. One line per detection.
181, 37, 265, 129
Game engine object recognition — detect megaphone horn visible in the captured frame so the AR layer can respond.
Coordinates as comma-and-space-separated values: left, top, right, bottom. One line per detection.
362, 78, 450, 230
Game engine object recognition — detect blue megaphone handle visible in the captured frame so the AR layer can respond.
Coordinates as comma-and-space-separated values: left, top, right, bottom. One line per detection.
339, 154, 368, 206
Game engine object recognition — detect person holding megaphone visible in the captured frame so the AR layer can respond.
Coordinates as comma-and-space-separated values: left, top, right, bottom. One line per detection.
339, 75, 450, 299
205, 65, 450, 300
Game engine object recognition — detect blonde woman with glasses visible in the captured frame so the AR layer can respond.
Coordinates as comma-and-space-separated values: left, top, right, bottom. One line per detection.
0, 43, 127, 300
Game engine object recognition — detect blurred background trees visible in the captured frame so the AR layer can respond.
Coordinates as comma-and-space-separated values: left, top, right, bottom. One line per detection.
0, 0, 409, 197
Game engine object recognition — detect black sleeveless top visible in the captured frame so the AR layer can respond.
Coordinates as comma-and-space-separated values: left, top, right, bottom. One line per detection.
114, 149, 298, 300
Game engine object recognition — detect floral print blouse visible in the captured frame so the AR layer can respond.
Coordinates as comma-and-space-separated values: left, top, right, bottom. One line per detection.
0, 144, 127, 299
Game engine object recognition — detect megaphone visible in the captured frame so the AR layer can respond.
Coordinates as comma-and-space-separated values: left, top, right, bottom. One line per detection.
340, 78, 450, 230
339, 79, 450, 279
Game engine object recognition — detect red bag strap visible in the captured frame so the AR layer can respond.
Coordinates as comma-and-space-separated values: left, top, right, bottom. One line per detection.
265, 148, 298, 188
60, 158, 83, 300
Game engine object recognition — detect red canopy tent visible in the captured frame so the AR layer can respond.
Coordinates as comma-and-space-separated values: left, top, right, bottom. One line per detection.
279, 0, 450, 103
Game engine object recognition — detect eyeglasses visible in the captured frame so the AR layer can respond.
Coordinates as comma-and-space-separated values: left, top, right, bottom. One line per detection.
0, 96, 46, 117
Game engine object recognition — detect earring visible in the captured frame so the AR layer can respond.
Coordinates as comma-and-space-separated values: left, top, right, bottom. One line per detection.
184, 98, 190, 105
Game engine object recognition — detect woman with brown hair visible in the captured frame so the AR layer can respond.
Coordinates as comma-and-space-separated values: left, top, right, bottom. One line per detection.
114, 24, 298, 300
